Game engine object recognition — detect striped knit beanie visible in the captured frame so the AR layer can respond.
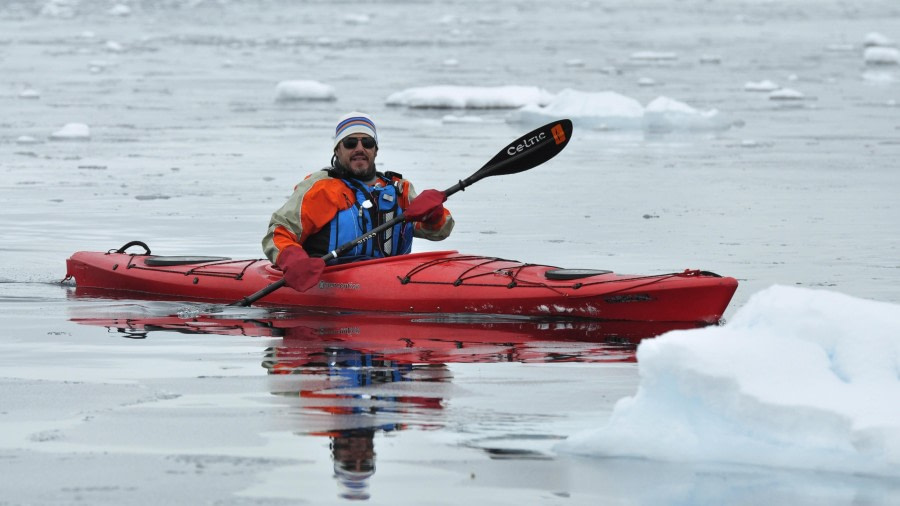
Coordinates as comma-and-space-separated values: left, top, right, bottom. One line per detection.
333, 112, 378, 148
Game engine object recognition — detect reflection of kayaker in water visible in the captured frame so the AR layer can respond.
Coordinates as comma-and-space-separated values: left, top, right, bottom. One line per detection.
262, 112, 455, 292
264, 345, 447, 500
330, 429, 377, 501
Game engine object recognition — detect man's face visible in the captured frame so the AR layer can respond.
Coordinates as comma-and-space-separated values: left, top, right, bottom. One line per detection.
335, 134, 377, 179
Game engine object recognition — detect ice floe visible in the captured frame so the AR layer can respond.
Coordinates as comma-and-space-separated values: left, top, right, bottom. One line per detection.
744, 80, 780, 92
40, 0, 78, 18
274, 80, 336, 102
864, 32, 896, 48
629, 51, 678, 62
108, 4, 131, 17
769, 88, 805, 100
515, 88, 727, 132
50, 123, 90, 140
18, 88, 41, 99
386, 85, 554, 109
558, 285, 900, 478
643, 96, 725, 131
864, 47, 900, 65
343, 14, 371, 25
515, 89, 644, 130
16, 136, 40, 145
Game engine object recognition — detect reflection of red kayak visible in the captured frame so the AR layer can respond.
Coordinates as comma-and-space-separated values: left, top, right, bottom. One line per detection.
65, 247, 737, 323
70, 311, 705, 364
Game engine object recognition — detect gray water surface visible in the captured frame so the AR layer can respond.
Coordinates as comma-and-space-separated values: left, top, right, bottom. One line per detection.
2, 1, 899, 504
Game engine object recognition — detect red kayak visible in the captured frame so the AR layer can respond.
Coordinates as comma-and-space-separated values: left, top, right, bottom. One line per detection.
65, 243, 738, 323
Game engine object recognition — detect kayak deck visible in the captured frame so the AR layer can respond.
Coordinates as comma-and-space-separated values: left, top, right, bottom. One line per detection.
65, 249, 738, 323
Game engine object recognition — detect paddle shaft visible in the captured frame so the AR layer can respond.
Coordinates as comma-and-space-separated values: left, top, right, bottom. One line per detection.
231, 119, 572, 307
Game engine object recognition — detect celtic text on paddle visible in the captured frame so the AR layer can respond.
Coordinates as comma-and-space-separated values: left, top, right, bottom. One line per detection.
506, 131, 547, 156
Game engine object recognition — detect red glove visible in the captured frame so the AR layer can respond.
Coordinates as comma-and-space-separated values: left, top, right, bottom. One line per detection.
404, 189, 447, 223
276, 246, 325, 292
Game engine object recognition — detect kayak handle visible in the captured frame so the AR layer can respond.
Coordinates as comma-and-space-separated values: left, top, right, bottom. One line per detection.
111, 240, 151, 255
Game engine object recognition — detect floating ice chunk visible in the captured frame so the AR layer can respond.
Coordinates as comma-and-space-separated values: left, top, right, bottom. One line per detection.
630, 51, 678, 62
769, 88, 805, 100
565, 59, 585, 67
441, 115, 485, 123
864, 32, 895, 47
105, 40, 124, 52
19, 88, 41, 99
558, 285, 900, 477
862, 71, 897, 83
386, 85, 554, 109
637, 77, 656, 86
515, 89, 644, 130
274, 80, 336, 102
864, 46, 899, 65
514, 88, 728, 132
643, 96, 726, 132
441, 115, 503, 124
108, 4, 131, 16
442, 59, 459, 67
343, 14, 370, 25
88, 59, 116, 73
16, 136, 40, 145
744, 80, 779, 92
50, 123, 91, 140
40, 0, 78, 18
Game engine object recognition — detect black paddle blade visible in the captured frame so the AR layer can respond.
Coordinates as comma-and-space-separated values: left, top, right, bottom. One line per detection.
476, 118, 572, 179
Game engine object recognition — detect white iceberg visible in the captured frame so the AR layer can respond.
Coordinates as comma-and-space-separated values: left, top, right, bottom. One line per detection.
105, 40, 124, 53
19, 88, 41, 99
864, 46, 900, 65
558, 285, 900, 478
50, 123, 91, 140
864, 32, 895, 47
769, 88, 805, 100
40, 0, 78, 18
744, 80, 779, 92
515, 89, 726, 132
16, 136, 41, 145
108, 4, 131, 16
274, 80, 336, 102
643, 96, 725, 132
863, 71, 896, 83
343, 14, 371, 25
385, 85, 554, 109
630, 51, 678, 62
515, 89, 644, 130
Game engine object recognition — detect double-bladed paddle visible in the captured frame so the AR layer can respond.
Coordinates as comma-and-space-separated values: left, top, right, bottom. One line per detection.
231, 118, 573, 307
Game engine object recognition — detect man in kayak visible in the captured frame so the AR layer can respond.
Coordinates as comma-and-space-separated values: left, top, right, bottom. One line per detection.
262, 112, 454, 292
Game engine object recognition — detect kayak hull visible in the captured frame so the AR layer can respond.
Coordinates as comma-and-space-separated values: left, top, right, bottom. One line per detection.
65, 250, 738, 323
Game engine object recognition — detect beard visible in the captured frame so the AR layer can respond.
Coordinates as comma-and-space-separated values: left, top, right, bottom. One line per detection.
334, 158, 377, 182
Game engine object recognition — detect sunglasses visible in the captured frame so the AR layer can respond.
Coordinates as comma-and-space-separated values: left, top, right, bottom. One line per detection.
341, 136, 377, 150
